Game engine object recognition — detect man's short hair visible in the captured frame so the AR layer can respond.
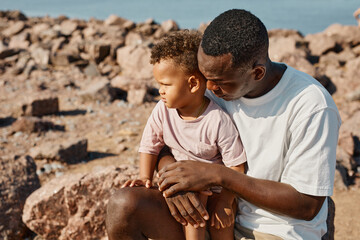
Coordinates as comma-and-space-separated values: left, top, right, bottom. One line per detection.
201, 9, 269, 69
150, 30, 202, 75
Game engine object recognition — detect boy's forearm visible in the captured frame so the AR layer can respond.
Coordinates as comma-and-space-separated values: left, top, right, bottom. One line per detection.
139, 153, 158, 180
157, 154, 176, 171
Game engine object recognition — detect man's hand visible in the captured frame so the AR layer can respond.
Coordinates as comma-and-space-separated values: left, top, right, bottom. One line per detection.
164, 191, 209, 228
158, 161, 220, 197
121, 178, 152, 188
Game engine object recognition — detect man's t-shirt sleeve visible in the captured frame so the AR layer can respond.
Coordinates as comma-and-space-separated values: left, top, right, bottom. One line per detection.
281, 108, 341, 196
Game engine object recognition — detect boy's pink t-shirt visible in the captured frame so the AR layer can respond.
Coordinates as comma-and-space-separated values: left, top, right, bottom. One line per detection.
139, 100, 246, 167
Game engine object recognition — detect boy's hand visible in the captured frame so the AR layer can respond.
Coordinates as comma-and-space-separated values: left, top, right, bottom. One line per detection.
121, 178, 152, 188
210, 198, 235, 229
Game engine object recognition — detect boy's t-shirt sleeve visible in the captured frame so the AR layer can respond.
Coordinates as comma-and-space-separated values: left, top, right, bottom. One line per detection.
216, 113, 247, 167
138, 102, 165, 155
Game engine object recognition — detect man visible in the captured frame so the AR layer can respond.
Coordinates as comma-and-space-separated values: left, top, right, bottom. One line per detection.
106, 9, 341, 239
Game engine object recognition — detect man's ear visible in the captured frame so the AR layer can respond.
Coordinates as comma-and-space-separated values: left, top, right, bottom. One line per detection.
188, 76, 200, 93
252, 64, 266, 81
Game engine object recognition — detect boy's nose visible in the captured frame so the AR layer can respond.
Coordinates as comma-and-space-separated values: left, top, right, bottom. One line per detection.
159, 87, 165, 95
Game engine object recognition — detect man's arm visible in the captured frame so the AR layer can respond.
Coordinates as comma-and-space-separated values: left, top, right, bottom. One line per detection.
158, 161, 324, 221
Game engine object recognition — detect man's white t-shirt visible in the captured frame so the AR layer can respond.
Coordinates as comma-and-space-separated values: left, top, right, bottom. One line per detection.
206, 65, 341, 239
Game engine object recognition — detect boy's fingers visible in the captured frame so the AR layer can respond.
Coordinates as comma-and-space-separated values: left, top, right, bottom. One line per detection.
145, 179, 152, 188
121, 180, 132, 188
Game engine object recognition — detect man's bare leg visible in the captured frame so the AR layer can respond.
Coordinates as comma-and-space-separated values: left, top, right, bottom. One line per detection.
106, 187, 185, 240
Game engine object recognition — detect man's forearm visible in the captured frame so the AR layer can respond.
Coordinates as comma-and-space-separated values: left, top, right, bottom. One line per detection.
214, 164, 325, 221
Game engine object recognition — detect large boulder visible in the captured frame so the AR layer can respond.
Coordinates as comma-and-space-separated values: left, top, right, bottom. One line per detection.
0, 155, 40, 239
116, 45, 153, 80
23, 165, 138, 240
21, 96, 59, 117
30, 138, 88, 164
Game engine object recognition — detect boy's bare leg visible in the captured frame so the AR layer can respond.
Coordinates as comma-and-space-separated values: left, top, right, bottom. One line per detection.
106, 187, 185, 240
208, 193, 238, 240
183, 194, 208, 240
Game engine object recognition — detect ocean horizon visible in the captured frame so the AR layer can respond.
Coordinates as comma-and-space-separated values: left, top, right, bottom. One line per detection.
1, 0, 359, 35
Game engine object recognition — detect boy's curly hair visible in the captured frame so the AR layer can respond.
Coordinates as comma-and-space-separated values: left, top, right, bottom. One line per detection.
150, 30, 202, 74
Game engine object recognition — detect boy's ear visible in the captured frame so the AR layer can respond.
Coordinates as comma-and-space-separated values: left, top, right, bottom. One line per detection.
188, 76, 200, 93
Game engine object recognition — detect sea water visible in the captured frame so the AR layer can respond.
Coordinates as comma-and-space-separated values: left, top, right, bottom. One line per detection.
1, 0, 359, 35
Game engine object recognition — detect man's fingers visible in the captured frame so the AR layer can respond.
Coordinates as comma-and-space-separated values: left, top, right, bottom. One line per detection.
158, 162, 181, 177
180, 193, 205, 228
161, 182, 186, 197
165, 199, 187, 226
188, 194, 209, 221
172, 198, 198, 227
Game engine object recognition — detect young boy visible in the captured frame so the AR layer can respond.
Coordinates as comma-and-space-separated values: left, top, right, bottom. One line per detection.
122, 30, 246, 240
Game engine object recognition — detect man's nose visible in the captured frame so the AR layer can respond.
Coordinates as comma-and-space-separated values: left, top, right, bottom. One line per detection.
207, 81, 219, 91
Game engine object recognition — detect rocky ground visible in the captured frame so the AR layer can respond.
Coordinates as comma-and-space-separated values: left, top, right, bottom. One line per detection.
0, 10, 359, 240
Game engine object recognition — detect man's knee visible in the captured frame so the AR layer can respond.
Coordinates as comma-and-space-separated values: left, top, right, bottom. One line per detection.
107, 187, 141, 222
106, 187, 144, 238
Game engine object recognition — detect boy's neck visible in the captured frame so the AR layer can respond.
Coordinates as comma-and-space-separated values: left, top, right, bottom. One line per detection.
177, 96, 209, 120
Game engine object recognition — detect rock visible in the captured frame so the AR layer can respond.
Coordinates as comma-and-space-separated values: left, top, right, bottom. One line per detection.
2, 21, 26, 37
116, 45, 153, 80
30, 138, 88, 164
104, 14, 135, 30
127, 86, 149, 105
110, 75, 133, 91
0, 47, 20, 59
23, 165, 138, 240
60, 20, 78, 36
268, 29, 304, 38
346, 88, 360, 101
50, 44, 81, 67
11, 116, 64, 133
334, 162, 349, 190
160, 19, 179, 33
8, 31, 30, 49
125, 31, 144, 46
305, 32, 338, 56
281, 54, 316, 77
0, 155, 40, 239
0, 10, 27, 21
79, 77, 116, 102
269, 36, 307, 62
31, 47, 50, 67
86, 41, 111, 63
323, 24, 360, 48
83, 61, 101, 77
22, 96, 59, 117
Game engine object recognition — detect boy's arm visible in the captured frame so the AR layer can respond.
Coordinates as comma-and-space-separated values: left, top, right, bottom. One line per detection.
156, 146, 176, 172
139, 152, 158, 181
122, 153, 158, 188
